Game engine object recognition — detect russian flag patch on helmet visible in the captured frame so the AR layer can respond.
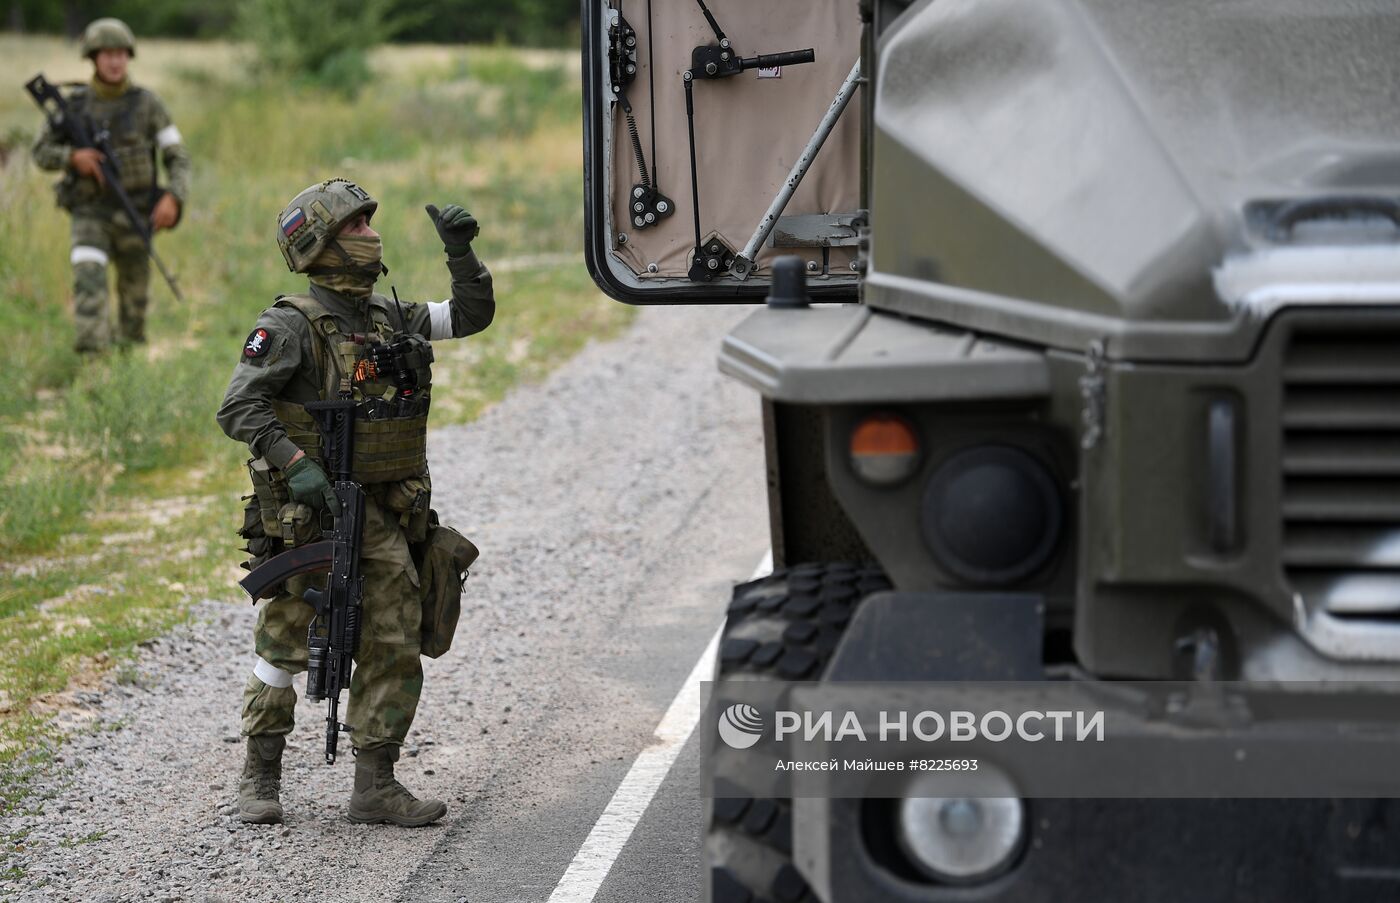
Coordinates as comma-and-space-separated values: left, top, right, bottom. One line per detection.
280, 207, 307, 237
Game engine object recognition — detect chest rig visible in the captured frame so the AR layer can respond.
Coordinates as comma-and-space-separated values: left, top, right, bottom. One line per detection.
62, 87, 159, 208
271, 293, 434, 484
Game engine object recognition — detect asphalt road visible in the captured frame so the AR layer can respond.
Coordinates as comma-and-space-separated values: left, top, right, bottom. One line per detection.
8, 303, 768, 902
401, 301, 770, 902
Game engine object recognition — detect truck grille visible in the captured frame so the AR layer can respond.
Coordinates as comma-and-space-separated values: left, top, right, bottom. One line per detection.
1282, 323, 1400, 617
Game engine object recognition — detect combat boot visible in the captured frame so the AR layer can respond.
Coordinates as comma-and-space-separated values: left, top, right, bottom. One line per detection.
347, 745, 447, 826
238, 734, 285, 824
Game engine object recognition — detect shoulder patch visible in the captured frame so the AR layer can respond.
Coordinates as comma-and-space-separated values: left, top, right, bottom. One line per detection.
244, 327, 273, 359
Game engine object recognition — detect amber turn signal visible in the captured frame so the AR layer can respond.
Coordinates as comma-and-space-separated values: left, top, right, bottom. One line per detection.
850, 413, 920, 486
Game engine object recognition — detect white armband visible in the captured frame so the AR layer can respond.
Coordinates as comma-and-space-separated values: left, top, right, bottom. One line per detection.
427, 300, 454, 340
253, 656, 294, 689
71, 245, 109, 266
156, 124, 183, 150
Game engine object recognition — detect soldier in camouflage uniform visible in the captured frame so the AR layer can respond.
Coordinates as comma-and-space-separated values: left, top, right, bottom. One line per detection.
31, 18, 191, 353
217, 179, 494, 826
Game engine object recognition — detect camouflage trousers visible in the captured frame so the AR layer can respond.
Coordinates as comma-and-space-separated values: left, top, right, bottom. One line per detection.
242, 495, 424, 751
69, 205, 151, 352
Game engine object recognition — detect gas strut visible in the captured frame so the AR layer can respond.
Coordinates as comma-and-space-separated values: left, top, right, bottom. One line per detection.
683, 0, 815, 281
731, 58, 862, 280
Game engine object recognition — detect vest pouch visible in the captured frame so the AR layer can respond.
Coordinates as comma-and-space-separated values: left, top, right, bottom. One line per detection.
381, 475, 431, 544
415, 511, 479, 659
236, 493, 279, 573
278, 502, 321, 548
352, 413, 429, 484
247, 457, 292, 537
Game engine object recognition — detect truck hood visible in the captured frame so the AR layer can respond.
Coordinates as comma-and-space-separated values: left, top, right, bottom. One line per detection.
866, 0, 1400, 362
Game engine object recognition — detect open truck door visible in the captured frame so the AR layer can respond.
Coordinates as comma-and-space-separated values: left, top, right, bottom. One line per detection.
582, 0, 864, 303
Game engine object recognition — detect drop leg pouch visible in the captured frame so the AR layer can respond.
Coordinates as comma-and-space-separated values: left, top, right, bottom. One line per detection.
414, 511, 479, 659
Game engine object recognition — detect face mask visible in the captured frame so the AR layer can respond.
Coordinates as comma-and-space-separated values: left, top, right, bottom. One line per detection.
308, 234, 384, 298
90, 74, 130, 100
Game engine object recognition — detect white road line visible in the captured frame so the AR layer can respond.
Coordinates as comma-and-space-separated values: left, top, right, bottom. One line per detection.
546, 549, 773, 903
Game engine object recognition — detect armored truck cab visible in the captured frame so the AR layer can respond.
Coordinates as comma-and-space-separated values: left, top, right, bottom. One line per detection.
583, 0, 1400, 900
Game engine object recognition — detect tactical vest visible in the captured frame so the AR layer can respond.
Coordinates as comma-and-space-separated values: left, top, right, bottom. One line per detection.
57, 86, 161, 210
271, 293, 434, 485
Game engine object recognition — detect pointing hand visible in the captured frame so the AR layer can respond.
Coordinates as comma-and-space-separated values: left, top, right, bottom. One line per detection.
425, 203, 479, 256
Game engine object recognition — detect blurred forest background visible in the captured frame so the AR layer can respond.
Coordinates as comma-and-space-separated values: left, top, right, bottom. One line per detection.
5, 0, 580, 46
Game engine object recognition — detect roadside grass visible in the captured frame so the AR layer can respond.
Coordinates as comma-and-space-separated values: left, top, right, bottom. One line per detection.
0, 35, 633, 841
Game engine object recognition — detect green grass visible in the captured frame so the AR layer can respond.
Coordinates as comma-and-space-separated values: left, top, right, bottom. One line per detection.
0, 36, 633, 843
0, 488, 233, 702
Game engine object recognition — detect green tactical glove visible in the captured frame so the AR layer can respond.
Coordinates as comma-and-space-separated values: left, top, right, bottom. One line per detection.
284, 456, 342, 517
425, 203, 479, 257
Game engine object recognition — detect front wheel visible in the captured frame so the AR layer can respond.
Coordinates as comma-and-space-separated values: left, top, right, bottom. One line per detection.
706, 561, 891, 903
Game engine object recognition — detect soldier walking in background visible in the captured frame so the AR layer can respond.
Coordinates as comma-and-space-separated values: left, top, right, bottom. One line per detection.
31, 17, 191, 353
218, 179, 494, 826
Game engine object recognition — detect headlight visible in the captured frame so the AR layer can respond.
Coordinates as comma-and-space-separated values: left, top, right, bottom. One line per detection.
921, 445, 1062, 584
897, 767, 1025, 884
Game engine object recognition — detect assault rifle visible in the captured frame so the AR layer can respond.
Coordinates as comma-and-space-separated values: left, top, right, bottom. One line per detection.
239, 399, 366, 764
24, 72, 184, 302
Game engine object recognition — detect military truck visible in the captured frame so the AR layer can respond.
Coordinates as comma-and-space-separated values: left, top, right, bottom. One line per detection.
582, 0, 1400, 899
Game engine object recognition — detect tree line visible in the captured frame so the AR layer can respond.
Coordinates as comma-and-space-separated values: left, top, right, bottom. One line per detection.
4, 0, 581, 47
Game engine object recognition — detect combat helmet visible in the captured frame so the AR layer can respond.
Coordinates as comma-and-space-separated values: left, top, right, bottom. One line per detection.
80, 18, 136, 59
276, 178, 379, 274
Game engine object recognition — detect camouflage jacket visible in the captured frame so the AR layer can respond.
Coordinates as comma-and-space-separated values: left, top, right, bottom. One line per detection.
32, 79, 192, 208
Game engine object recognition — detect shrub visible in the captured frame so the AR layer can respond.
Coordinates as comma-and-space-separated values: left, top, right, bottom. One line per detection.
234, 0, 414, 94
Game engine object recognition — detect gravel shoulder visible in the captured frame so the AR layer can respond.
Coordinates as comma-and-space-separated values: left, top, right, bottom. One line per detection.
5, 303, 768, 902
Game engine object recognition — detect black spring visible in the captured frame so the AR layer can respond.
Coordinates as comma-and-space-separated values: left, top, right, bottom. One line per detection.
626, 110, 650, 189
